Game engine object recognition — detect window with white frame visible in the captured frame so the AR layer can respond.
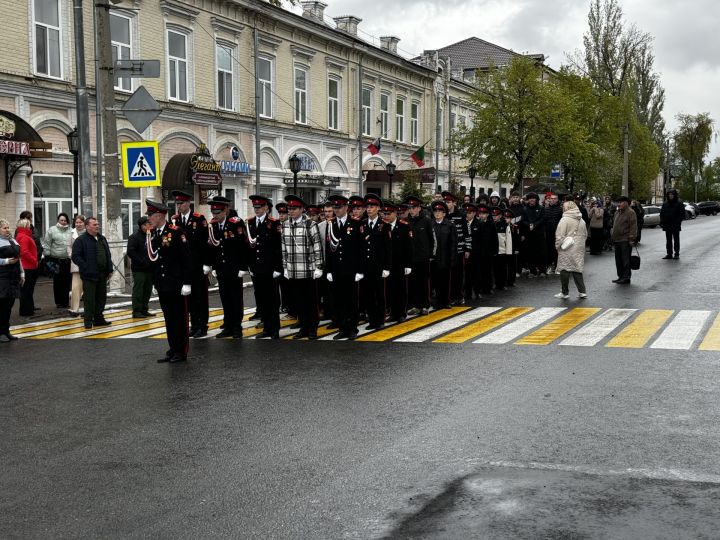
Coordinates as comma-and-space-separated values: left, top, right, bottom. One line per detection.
361, 87, 372, 136
294, 66, 308, 124
216, 43, 234, 110
328, 77, 340, 130
380, 93, 390, 139
396, 97, 405, 143
410, 102, 419, 145
111, 12, 132, 91
33, 0, 62, 78
258, 56, 273, 118
167, 29, 189, 102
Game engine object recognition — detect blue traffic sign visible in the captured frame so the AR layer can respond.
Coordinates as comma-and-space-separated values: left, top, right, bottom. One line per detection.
121, 141, 161, 187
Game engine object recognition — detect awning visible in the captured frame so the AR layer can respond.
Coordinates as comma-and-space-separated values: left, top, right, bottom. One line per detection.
0, 110, 50, 193
162, 151, 223, 189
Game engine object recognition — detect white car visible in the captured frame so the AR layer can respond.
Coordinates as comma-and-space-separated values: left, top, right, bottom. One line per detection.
684, 203, 697, 220
643, 206, 660, 228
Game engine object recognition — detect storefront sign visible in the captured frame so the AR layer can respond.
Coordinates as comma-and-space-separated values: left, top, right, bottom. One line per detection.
190, 144, 222, 186
220, 160, 251, 174
0, 140, 30, 157
283, 175, 341, 187
0, 115, 16, 138
297, 154, 316, 171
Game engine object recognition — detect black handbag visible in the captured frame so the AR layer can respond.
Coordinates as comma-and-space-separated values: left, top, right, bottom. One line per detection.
630, 246, 641, 270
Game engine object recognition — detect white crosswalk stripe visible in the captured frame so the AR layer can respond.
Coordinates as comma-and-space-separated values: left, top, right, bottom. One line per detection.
395, 307, 502, 342
473, 307, 566, 344
650, 310, 713, 350
559, 308, 637, 347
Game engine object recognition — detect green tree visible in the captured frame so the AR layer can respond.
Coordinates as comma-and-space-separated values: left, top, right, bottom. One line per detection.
397, 169, 431, 204
673, 113, 715, 198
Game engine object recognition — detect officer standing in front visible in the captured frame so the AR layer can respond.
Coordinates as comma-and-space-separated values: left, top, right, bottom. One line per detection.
363, 193, 392, 330
383, 200, 413, 322
208, 196, 250, 339
145, 200, 192, 363
170, 190, 210, 338
404, 196, 435, 316
247, 194, 282, 339
442, 191, 468, 305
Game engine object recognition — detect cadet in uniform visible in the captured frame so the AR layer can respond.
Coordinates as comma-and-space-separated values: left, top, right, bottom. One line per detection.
462, 202, 479, 303
247, 194, 282, 338
362, 193, 392, 330
383, 200, 413, 322
471, 204, 499, 296
325, 195, 366, 339
442, 191, 468, 305
208, 196, 250, 338
145, 199, 192, 363
430, 201, 457, 309
349, 195, 368, 322
405, 196, 435, 316
170, 190, 210, 338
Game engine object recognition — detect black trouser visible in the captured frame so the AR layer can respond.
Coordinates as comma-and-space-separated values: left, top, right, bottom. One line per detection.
82, 277, 107, 326
218, 273, 244, 335
450, 253, 465, 302
255, 272, 280, 334
494, 255, 511, 289
290, 278, 318, 334
589, 228, 604, 254
431, 265, 451, 308
409, 260, 430, 309
665, 230, 680, 255
159, 290, 189, 358
545, 231, 558, 269
471, 256, 494, 295
0, 297, 14, 335
19, 268, 38, 316
524, 231, 546, 274
189, 267, 209, 332
365, 272, 386, 326
52, 258, 71, 307
507, 253, 517, 286
388, 269, 408, 319
132, 271, 153, 315
332, 274, 358, 335
279, 276, 295, 316
614, 241, 632, 280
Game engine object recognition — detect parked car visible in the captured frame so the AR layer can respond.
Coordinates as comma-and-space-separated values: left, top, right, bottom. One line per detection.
684, 202, 697, 220
697, 201, 720, 216
643, 206, 661, 228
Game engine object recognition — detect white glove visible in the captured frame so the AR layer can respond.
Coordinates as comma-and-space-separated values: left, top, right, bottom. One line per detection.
272, 271, 281, 279
283, 269, 289, 279
249, 270, 254, 277
326, 273, 333, 282
212, 270, 217, 278
202, 265, 211, 275
180, 285, 191, 296
382, 270, 390, 279
355, 273, 364, 282
404, 267, 412, 276
313, 268, 323, 280
238, 270, 247, 278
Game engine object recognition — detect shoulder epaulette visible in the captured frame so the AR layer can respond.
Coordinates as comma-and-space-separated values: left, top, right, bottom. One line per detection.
168, 224, 179, 230
399, 219, 408, 225
193, 212, 202, 218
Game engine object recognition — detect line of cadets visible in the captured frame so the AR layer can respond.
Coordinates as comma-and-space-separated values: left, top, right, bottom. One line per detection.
141, 189, 527, 362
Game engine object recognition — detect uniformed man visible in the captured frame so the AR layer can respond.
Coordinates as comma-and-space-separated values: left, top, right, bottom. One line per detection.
470, 204, 499, 297
382, 200, 413, 322
208, 196, 250, 338
462, 202, 479, 303
170, 189, 210, 338
362, 193, 392, 330
306, 205, 321, 223
442, 191, 468, 305
247, 194, 282, 339
317, 201, 336, 325
397, 203, 410, 222
325, 195, 366, 339
349, 195, 368, 322
405, 196, 435, 316
145, 199, 192, 363
430, 200, 457, 309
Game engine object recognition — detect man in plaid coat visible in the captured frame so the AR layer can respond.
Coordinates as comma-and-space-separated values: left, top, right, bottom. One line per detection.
281, 195, 324, 339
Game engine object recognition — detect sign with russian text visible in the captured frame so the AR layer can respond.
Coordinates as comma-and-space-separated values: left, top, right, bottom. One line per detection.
0, 140, 30, 156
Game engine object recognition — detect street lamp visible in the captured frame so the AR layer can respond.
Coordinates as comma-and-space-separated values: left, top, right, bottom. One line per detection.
386, 161, 396, 198
66, 127, 80, 215
468, 164, 477, 200
288, 153, 302, 196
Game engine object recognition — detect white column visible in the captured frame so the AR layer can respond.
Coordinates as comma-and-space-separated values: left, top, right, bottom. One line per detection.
12, 165, 32, 216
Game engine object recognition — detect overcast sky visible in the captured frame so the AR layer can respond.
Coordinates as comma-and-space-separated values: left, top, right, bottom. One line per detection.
292, 0, 720, 159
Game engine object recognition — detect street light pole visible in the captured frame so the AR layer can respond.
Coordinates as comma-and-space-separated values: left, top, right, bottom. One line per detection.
289, 153, 301, 196
468, 164, 477, 201
67, 128, 80, 216
386, 161, 396, 199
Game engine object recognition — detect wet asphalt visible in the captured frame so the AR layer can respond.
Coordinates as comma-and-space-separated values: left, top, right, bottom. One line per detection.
3, 216, 720, 539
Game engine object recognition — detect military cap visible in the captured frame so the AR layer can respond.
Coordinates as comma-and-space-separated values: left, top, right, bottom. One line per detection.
349, 195, 366, 208
306, 205, 321, 215
503, 209, 515, 218
477, 204, 490, 214
431, 200, 448, 213
145, 199, 168, 215
275, 202, 288, 213
491, 206, 503, 216
249, 194, 271, 208
284, 194, 306, 208
397, 203, 409, 211
364, 193, 382, 206
382, 199, 397, 213
462, 202, 477, 212
404, 196, 423, 207
171, 190, 193, 202
441, 191, 457, 203
328, 195, 349, 207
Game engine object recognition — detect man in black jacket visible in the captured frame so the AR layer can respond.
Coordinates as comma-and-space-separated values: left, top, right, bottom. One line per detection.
442, 191, 468, 305
470, 204, 499, 297
363, 193, 392, 330
126, 216, 154, 318
383, 200, 413, 322
521, 192, 546, 276
405, 196, 435, 316
430, 201, 457, 309
660, 189, 685, 259
543, 193, 562, 274
71, 217, 112, 330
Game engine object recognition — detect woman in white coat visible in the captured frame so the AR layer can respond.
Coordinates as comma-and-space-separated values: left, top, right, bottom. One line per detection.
554, 201, 588, 299
68, 215, 86, 316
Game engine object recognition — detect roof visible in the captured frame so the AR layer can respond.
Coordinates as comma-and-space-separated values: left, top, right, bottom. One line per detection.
418, 37, 545, 71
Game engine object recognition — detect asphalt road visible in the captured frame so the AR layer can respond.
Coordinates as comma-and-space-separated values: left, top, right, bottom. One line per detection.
3, 216, 720, 539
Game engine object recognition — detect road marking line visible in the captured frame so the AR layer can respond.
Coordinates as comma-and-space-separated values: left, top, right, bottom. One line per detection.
473, 307, 566, 344
606, 309, 673, 348
10, 308, 130, 332
559, 308, 637, 347
434, 307, 533, 343
650, 310, 712, 350
516, 308, 601, 345
89, 310, 225, 339
14, 310, 137, 336
394, 307, 501, 343
699, 314, 720, 351
151, 314, 263, 340
357, 307, 470, 342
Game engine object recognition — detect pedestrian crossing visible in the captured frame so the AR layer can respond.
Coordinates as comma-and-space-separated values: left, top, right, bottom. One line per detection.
10, 305, 720, 351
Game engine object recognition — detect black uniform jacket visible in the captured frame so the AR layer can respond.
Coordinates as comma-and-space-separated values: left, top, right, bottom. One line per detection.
149, 223, 192, 293
364, 217, 392, 275
209, 217, 250, 278
325, 216, 366, 276
408, 214, 436, 263
171, 211, 210, 268
389, 220, 413, 273
470, 216, 499, 258
431, 219, 457, 270
247, 215, 283, 275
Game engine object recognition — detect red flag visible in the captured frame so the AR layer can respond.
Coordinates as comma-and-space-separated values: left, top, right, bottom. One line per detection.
367, 137, 381, 155
411, 144, 426, 167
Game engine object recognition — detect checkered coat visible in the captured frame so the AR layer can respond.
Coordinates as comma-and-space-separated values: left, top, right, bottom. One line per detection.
281, 216, 324, 279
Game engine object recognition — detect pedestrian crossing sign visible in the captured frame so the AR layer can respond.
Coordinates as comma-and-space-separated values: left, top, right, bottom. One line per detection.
121, 140, 161, 187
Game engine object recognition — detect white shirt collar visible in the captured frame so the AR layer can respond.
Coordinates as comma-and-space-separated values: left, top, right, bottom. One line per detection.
256, 213, 265, 224
293, 216, 303, 225
182, 210, 191, 220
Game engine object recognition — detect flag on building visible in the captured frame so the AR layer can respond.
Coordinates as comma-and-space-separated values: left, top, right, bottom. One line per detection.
411, 144, 426, 167
367, 138, 381, 155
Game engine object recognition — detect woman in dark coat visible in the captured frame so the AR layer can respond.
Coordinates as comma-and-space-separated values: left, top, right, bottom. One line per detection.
0, 218, 25, 342
660, 189, 685, 259
430, 201, 457, 309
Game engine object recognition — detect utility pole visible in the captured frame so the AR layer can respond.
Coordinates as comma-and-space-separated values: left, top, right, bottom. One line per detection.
96, 2, 124, 292
71, 0, 93, 218
622, 124, 629, 197
253, 26, 261, 195
92, 4, 104, 219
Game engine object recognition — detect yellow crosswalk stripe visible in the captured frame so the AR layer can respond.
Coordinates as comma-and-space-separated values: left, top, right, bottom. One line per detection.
356, 307, 470, 342
88, 309, 225, 339
434, 307, 533, 343
516, 307, 601, 345
151, 313, 264, 339
698, 313, 720, 351
606, 309, 673, 348
12, 310, 135, 336
284, 323, 338, 340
